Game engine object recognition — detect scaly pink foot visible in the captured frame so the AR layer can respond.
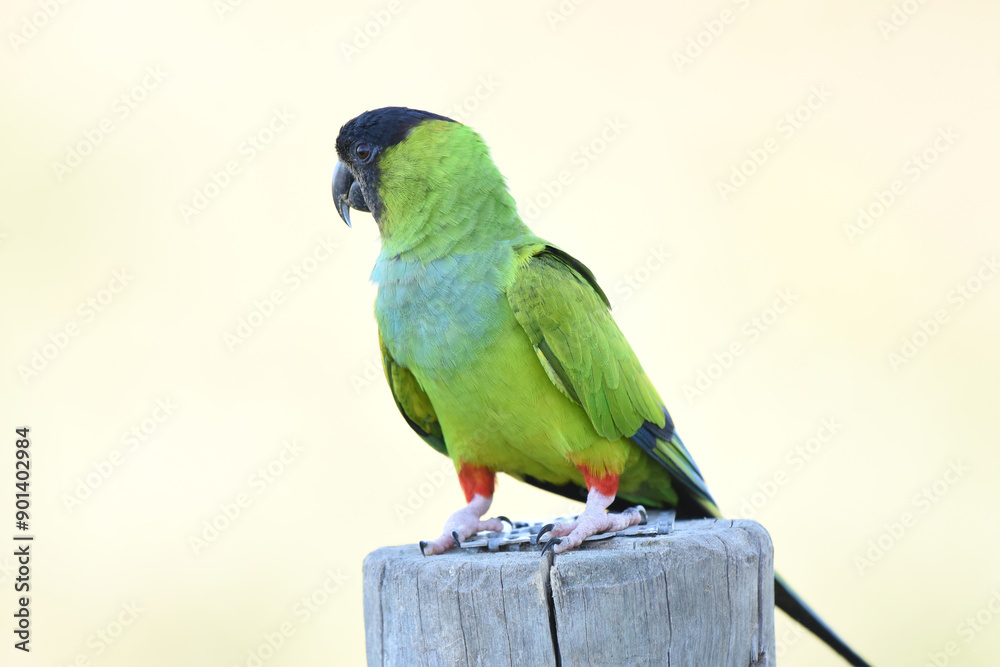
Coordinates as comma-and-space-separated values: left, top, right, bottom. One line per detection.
419, 494, 505, 555
419, 463, 503, 556
542, 465, 642, 554
544, 491, 643, 553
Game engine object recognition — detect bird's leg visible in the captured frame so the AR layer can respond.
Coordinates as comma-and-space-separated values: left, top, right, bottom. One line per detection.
545, 466, 643, 554
419, 464, 505, 556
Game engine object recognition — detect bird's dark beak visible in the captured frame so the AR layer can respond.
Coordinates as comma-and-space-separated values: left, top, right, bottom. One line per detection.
332, 161, 370, 228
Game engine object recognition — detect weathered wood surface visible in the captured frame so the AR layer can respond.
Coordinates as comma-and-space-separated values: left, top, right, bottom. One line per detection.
363, 518, 775, 666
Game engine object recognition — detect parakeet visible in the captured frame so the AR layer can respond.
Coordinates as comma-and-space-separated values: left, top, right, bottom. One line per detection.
333, 107, 871, 666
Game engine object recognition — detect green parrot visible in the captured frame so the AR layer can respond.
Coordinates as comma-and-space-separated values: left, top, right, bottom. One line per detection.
333, 107, 871, 666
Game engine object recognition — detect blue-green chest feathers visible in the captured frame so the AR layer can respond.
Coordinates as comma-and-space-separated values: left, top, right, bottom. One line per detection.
372, 247, 514, 377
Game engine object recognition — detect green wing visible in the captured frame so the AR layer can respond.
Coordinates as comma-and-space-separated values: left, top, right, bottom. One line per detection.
508, 245, 716, 509
379, 333, 447, 456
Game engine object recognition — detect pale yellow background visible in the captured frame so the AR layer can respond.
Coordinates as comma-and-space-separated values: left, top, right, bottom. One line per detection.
2, 1, 999, 665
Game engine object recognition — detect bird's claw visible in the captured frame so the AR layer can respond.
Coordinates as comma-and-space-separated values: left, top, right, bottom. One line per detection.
418, 540, 428, 557
540, 536, 562, 556
535, 523, 555, 545
496, 515, 513, 531
451, 530, 462, 547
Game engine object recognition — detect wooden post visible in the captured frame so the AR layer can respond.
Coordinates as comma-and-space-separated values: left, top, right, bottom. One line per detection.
363, 517, 775, 666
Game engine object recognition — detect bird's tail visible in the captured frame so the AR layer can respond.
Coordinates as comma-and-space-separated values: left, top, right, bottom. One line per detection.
774, 572, 872, 666
642, 420, 872, 665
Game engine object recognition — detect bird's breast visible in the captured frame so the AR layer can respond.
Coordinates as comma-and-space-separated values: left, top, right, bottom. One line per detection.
372, 249, 514, 377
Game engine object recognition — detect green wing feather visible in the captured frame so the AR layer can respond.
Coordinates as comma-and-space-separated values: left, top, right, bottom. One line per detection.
508, 245, 717, 511
379, 333, 447, 456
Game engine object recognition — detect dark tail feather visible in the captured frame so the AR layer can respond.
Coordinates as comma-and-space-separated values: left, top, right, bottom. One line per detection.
775, 573, 872, 666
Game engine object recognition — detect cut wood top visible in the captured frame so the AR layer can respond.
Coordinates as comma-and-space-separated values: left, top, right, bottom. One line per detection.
364, 518, 776, 666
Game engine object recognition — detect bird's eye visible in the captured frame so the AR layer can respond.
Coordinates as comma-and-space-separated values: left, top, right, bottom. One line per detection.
354, 142, 373, 163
